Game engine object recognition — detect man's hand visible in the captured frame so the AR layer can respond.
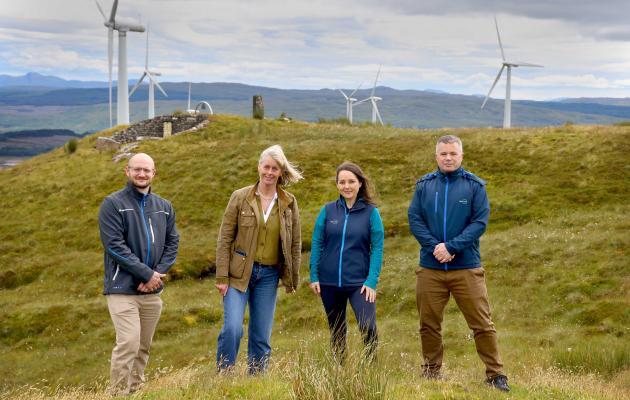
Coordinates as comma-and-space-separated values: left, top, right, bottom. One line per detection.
138, 271, 166, 292
309, 282, 321, 295
215, 283, 228, 296
433, 243, 455, 263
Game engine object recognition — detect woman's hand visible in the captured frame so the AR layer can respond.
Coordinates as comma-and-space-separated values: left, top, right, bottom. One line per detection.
215, 283, 228, 296
309, 282, 321, 295
360, 285, 376, 303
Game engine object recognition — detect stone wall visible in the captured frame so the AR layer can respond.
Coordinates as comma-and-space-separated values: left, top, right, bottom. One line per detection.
111, 114, 208, 144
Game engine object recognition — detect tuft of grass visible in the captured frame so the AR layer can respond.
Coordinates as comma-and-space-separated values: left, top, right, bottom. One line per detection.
553, 337, 630, 375
291, 341, 387, 400
65, 138, 78, 154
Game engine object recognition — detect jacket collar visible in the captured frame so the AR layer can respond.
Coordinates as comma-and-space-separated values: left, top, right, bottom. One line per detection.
246, 182, 293, 213
125, 181, 151, 200
337, 195, 367, 212
436, 167, 464, 180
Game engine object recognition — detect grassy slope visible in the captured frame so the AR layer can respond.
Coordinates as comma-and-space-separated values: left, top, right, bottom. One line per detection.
0, 116, 629, 399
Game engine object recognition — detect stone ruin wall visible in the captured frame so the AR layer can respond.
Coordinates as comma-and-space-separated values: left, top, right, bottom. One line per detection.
112, 114, 208, 143
95, 114, 209, 153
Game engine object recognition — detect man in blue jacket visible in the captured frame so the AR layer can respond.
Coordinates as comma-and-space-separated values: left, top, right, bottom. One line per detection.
99, 153, 179, 396
408, 135, 509, 392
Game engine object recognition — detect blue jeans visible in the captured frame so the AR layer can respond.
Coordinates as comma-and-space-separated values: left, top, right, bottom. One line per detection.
216, 264, 280, 373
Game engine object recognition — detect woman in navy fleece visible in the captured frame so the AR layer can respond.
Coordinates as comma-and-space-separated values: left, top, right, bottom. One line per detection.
309, 162, 384, 360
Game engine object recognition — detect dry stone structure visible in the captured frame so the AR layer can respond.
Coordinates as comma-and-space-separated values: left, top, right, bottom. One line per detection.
96, 114, 208, 151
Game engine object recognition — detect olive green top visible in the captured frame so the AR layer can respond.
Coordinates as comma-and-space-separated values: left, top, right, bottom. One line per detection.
254, 197, 281, 266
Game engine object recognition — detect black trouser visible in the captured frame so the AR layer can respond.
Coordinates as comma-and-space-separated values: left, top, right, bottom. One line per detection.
320, 285, 378, 360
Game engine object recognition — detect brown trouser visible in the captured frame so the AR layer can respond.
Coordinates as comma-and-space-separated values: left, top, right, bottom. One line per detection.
415, 267, 503, 378
107, 294, 163, 396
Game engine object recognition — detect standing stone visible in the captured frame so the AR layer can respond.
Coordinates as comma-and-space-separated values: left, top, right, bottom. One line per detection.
163, 121, 172, 138
253, 95, 264, 120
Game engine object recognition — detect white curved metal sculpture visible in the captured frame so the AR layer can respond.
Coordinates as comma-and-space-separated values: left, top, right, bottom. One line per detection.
194, 101, 213, 115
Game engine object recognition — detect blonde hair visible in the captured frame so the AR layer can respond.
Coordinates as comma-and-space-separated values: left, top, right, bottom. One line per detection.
259, 144, 303, 186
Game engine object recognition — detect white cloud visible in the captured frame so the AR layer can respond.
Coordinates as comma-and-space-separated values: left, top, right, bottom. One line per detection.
0, 0, 628, 99
3, 44, 106, 73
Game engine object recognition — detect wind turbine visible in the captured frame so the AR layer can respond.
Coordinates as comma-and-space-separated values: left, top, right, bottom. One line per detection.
338, 83, 361, 124
96, 0, 145, 126
129, 26, 167, 119
356, 66, 384, 125
481, 16, 543, 129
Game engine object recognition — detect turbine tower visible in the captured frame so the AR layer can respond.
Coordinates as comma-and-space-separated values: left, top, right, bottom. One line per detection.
96, 0, 145, 126
338, 83, 361, 124
187, 82, 194, 113
129, 26, 167, 119
481, 16, 543, 129
356, 66, 384, 126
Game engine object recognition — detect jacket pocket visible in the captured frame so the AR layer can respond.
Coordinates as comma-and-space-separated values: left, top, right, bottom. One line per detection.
239, 210, 256, 227
229, 249, 247, 278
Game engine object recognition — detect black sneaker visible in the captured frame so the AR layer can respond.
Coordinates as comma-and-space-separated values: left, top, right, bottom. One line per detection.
486, 374, 510, 392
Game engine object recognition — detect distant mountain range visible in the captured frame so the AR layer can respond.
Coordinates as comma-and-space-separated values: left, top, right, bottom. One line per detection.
1, 72, 629, 136
0, 72, 113, 89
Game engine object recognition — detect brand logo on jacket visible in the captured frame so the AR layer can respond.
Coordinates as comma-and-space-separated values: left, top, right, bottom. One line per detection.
329, 219, 339, 225
459, 199, 468, 204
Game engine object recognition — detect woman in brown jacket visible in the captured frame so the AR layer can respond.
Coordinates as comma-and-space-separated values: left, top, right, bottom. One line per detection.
215, 144, 302, 374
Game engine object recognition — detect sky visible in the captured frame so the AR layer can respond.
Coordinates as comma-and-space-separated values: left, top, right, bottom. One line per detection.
1, 0, 629, 100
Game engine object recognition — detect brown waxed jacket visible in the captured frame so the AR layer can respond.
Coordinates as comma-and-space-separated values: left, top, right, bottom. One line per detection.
215, 183, 301, 292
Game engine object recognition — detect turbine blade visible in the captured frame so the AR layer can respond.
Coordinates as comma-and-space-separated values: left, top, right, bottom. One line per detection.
481, 65, 505, 109
371, 65, 381, 97
349, 82, 362, 97
95, 1, 107, 20
513, 62, 544, 68
374, 104, 383, 125
338, 89, 349, 100
494, 16, 506, 62
109, 0, 118, 23
149, 74, 168, 97
129, 72, 147, 97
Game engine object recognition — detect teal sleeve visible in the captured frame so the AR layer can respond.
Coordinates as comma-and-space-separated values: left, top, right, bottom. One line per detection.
309, 206, 327, 283
364, 207, 384, 289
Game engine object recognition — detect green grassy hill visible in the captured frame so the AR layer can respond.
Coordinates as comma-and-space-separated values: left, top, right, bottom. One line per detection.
0, 116, 629, 399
